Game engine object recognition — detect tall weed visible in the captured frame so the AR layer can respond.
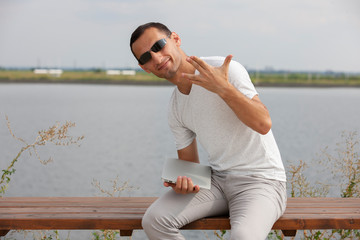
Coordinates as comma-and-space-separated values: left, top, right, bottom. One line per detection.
0, 115, 84, 240
0, 115, 84, 197
269, 131, 360, 239
91, 176, 138, 240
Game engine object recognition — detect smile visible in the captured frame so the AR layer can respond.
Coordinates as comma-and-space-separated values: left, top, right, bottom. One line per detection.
158, 57, 170, 71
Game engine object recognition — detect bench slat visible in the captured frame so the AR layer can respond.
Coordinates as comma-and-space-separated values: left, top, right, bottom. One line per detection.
0, 215, 358, 225
1, 197, 359, 237
1, 207, 359, 215
0, 208, 148, 214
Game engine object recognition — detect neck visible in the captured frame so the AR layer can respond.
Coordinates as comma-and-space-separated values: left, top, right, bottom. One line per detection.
168, 53, 196, 95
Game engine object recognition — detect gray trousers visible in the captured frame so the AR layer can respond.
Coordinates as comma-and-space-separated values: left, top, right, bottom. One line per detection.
142, 173, 287, 240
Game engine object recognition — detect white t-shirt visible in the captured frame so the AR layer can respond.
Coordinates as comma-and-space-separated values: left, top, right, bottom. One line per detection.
168, 56, 286, 182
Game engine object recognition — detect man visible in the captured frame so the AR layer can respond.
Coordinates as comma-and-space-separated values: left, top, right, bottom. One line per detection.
130, 22, 287, 240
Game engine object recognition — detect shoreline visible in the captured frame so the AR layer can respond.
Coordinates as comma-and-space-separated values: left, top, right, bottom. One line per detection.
1, 78, 359, 88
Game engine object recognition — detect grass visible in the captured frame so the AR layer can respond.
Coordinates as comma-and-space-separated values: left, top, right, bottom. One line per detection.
0, 70, 167, 85
250, 72, 360, 87
1, 69, 360, 86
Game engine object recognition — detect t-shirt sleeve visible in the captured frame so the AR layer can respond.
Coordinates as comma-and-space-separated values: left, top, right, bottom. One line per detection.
167, 94, 196, 150
228, 60, 258, 99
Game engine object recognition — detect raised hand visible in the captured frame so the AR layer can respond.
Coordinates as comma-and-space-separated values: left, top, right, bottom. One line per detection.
182, 55, 233, 95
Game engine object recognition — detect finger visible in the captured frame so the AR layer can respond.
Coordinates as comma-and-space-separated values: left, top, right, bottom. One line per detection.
182, 73, 203, 83
175, 176, 183, 193
176, 176, 182, 186
187, 177, 194, 192
181, 176, 188, 194
181, 74, 206, 88
164, 181, 175, 188
181, 73, 195, 80
188, 178, 197, 193
187, 56, 210, 73
189, 56, 210, 71
222, 55, 233, 70
186, 57, 203, 73
193, 185, 200, 193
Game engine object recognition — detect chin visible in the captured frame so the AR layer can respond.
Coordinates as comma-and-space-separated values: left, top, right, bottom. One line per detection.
156, 67, 177, 80
163, 69, 178, 80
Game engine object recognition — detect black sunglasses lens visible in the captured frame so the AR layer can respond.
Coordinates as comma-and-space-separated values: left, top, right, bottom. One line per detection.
138, 38, 167, 65
151, 39, 166, 52
139, 52, 152, 65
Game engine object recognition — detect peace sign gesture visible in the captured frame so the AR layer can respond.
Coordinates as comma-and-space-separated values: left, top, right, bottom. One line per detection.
182, 55, 233, 96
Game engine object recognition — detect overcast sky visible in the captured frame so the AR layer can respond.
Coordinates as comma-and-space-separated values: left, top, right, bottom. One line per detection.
1, 0, 359, 72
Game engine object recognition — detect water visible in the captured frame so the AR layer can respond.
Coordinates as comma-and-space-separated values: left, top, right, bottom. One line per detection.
1, 84, 360, 239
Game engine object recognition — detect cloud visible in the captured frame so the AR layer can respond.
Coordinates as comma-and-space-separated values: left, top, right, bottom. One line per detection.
0, 0, 359, 71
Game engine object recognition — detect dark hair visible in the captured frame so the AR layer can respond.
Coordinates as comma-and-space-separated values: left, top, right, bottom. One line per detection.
130, 22, 172, 59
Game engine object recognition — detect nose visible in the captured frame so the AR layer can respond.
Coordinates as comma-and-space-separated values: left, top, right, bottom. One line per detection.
150, 51, 162, 64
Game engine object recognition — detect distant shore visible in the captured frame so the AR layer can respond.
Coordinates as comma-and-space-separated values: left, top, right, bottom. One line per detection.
2, 79, 360, 88
1, 70, 360, 87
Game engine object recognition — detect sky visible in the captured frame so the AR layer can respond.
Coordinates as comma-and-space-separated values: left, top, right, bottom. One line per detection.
0, 0, 359, 72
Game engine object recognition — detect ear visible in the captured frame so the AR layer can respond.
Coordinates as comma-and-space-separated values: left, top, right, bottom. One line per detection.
171, 32, 181, 47
139, 64, 151, 73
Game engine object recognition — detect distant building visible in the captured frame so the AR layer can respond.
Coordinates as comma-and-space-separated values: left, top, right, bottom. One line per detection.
106, 70, 121, 75
49, 69, 63, 77
121, 70, 136, 76
106, 70, 136, 76
34, 69, 63, 77
34, 69, 48, 74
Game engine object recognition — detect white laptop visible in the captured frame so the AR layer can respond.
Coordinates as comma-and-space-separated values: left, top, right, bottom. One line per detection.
161, 158, 212, 190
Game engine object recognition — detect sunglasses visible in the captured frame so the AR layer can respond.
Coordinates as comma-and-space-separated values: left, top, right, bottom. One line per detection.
138, 38, 167, 65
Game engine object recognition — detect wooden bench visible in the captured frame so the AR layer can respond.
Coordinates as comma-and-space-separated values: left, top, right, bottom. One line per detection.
1, 197, 359, 238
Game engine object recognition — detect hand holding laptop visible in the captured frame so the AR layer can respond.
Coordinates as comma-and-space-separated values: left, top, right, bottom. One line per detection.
164, 176, 201, 194
161, 158, 212, 194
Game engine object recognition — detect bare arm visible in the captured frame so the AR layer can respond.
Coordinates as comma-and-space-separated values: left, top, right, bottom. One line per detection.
182, 55, 271, 135
219, 87, 272, 135
177, 138, 200, 163
164, 138, 200, 194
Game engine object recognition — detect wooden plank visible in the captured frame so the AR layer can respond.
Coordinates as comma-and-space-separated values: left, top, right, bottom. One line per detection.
1, 212, 359, 220
120, 230, 133, 236
0, 197, 360, 235
0, 219, 143, 230
0, 197, 156, 208
284, 210, 360, 214
2, 197, 357, 204
0, 202, 154, 208
1, 207, 359, 216
273, 217, 360, 230
286, 203, 360, 208
0, 208, 148, 214
281, 230, 297, 237
0, 213, 145, 220
279, 214, 360, 219
0, 197, 157, 202
1, 214, 359, 230
0, 230, 10, 237
0, 198, 359, 213
0, 197, 357, 204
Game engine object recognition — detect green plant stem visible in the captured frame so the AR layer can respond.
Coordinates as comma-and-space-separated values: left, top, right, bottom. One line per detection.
0, 146, 29, 196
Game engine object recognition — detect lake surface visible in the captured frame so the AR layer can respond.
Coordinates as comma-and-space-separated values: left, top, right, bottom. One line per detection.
1, 84, 360, 239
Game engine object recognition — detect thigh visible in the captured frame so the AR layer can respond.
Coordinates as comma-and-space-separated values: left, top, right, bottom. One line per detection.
225, 176, 287, 240
145, 176, 229, 228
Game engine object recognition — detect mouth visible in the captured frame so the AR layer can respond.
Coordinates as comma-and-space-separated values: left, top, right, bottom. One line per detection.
157, 57, 170, 71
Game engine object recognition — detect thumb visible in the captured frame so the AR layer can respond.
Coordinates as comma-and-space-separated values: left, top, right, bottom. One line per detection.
222, 55, 233, 70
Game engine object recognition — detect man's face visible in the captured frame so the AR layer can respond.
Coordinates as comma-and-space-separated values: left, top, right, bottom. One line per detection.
131, 27, 182, 80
